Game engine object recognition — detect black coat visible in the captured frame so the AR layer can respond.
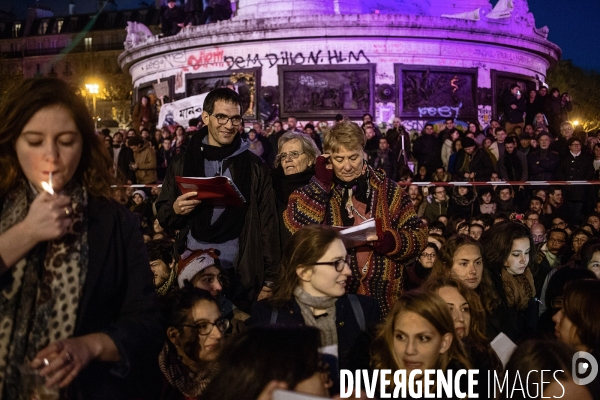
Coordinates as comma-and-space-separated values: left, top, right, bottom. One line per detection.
155, 139, 281, 312
412, 134, 441, 172
527, 148, 560, 181
504, 93, 526, 124
14, 197, 164, 400
112, 145, 136, 184
453, 148, 495, 181
248, 295, 380, 371
556, 152, 594, 202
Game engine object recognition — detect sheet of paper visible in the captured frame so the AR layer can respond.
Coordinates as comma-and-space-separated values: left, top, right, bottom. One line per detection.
490, 332, 517, 367
273, 390, 330, 400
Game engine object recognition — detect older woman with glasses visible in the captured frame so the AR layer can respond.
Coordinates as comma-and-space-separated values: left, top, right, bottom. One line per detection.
272, 132, 320, 246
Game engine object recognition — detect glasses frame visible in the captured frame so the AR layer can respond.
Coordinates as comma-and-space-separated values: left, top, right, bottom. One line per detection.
180, 318, 230, 336
313, 255, 352, 272
209, 113, 243, 126
276, 151, 305, 161
420, 252, 436, 259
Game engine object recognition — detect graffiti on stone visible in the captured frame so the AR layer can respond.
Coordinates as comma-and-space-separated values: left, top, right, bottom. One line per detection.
418, 104, 462, 118
224, 50, 370, 70
398, 66, 477, 119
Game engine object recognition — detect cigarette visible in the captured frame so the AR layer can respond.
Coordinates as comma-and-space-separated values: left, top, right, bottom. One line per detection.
41, 172, 54, 195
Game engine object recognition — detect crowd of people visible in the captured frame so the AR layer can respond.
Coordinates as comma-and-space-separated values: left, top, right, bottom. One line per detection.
1, 77, 599, 399
158, 0, 233, 37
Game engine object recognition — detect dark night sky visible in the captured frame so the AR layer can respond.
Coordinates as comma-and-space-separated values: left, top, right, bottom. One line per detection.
2, 0, 599, 71
526, 0, 600, 72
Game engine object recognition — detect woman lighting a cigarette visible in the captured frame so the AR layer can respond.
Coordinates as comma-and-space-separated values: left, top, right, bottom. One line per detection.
0, 78, 163, 399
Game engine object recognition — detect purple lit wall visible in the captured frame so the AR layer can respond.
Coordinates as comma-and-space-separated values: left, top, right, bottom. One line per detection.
119, 0, 560, 130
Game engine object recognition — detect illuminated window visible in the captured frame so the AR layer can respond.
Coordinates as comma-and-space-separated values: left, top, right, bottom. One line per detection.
39, 21, 48, 35
13, 23, 21, 38
57, 20, 63, 33
84, 37, 92, 51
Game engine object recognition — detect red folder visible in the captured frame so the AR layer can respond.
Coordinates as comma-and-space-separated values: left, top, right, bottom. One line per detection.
175, 176, 246, 207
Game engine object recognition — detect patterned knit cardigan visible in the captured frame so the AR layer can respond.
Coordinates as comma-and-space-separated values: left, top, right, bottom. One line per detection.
284, 167, 428, 317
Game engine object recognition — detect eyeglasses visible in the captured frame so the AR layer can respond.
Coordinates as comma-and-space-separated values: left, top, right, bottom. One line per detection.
180, 319, 230, 336
573, 237, 588, 243
434, 190, 446, 195
548, 238, 566, 244
209, 113, 243, 126
552, 222, 566, 228
313, 255, 351, 272
276, 151, 305, 161
551, 296, 564, 309
420, 252, 436, 259
526, 218, 539, 222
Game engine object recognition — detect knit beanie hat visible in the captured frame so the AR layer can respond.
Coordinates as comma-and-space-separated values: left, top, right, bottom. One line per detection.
177, 249, 221, 288
537, 131, 552, 141
132, 190, 147, 201
462, 137, 476, 148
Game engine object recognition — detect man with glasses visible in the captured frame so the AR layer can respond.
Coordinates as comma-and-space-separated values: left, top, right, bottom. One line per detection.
552, 121, 575, 159
157, 88, 280, 312
557, 137, 594, 225
538, 228, 568, 271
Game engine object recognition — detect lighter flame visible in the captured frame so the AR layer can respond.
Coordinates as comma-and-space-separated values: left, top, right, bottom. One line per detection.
41, 172, 54, 195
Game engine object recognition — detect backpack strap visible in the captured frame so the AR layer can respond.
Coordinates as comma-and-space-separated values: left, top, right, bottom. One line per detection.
270, 308, 279, 324
347, 294, 366, 332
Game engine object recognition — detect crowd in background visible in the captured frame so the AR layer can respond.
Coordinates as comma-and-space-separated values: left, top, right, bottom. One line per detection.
4, 76, 599, 399
158, 0, 233, 37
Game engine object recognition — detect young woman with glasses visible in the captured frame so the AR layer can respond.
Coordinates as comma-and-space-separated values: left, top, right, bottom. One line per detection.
160, 285, 228, 399
248, 224, 379, 391
404, 243, 438, 291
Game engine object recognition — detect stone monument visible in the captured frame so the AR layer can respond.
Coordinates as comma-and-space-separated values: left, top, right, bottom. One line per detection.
119, 0, 560, 129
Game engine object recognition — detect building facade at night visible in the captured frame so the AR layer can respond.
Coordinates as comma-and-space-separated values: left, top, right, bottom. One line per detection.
119, 0, 561, 130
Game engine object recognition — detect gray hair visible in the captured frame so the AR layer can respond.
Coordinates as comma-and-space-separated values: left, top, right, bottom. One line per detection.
275, 132, 321, 168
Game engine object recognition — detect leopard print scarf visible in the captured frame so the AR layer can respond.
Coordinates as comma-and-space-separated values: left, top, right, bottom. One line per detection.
0, 180, 88, 398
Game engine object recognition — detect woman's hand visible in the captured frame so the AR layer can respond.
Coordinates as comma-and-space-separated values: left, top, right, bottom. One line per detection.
31, 337, 96, 388
315, 154, 334, 188
31, 333, 120, 389
22, 191, 73, 244
173, 192, 201, 215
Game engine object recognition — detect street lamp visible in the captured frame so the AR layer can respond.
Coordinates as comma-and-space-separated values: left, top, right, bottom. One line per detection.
85, 83, 99, 130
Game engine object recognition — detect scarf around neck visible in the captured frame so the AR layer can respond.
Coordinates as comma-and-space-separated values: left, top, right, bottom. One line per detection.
158, 342, 218, 398
501, 267, 535, 310
0, 180, 88, 398
333, 168, 371, 226
294, 287, 338, 347
271, 166, 315, 205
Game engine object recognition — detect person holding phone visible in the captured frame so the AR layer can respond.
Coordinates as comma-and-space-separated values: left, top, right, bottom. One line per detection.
504, 83, 526, 134
284, 121, 427, 317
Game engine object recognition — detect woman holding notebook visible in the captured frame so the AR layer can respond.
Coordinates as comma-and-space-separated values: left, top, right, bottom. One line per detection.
284, 120, 427, 317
